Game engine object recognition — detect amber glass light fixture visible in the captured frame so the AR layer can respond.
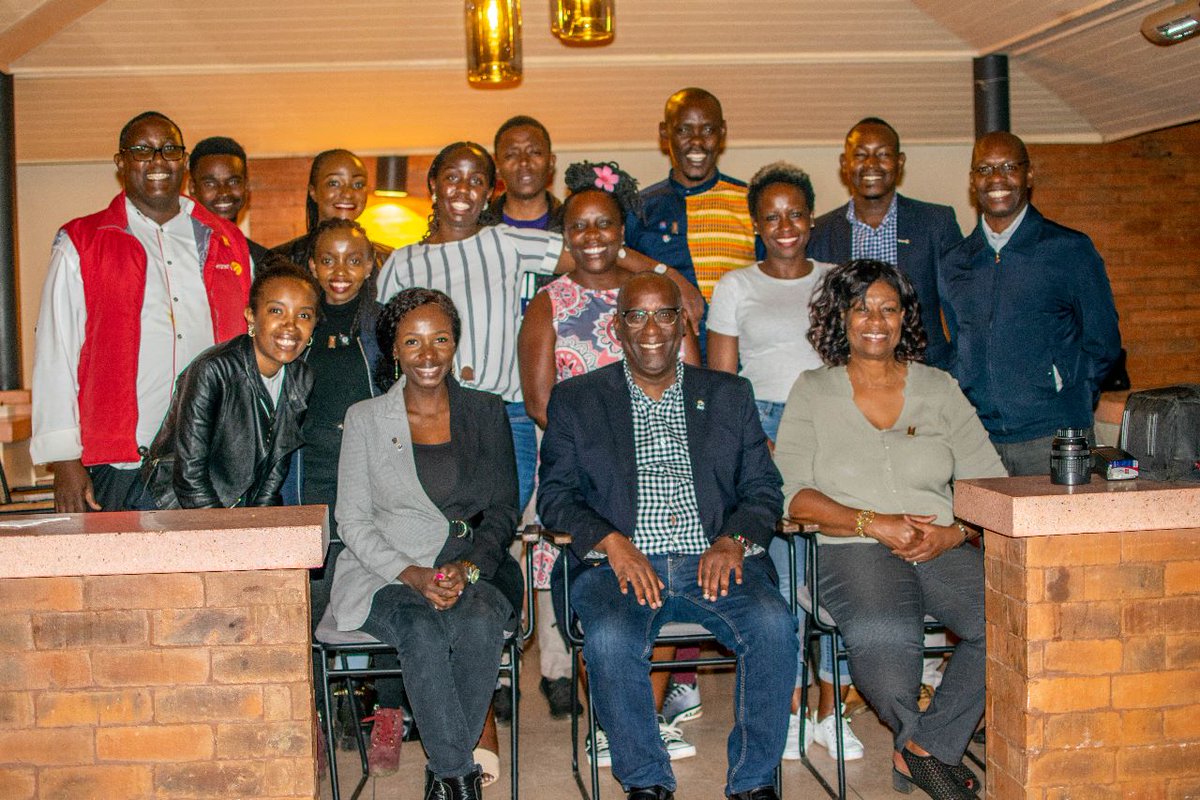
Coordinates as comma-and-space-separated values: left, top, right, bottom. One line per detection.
551, 0, 614, 44
465, 0, 523, 86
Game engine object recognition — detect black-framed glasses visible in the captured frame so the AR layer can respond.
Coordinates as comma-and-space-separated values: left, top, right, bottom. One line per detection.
971, 160, 1028, 178
620, 307, 681, 328
122, 143, 187, 162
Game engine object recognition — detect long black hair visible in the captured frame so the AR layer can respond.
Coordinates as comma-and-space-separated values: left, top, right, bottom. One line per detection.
305, 149, 363, 233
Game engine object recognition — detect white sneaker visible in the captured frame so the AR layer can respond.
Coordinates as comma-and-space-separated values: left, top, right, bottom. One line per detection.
661, 680, 703, 724
810, 707, 865, 761
586, 726, 611, 768
782, 710, 815, 760
657, 715, 697, 760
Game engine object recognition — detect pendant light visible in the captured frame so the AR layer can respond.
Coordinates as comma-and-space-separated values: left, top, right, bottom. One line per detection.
551, 0, 614, 45
465, 0, 523, 86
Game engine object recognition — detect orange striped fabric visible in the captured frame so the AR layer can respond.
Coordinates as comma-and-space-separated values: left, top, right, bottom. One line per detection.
684, 178, 757, 300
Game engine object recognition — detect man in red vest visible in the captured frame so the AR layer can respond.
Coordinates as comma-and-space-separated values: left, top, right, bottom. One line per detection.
31, 111, 252, 512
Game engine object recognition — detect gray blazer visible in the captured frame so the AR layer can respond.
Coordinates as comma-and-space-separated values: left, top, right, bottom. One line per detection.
329, 377, 518, 631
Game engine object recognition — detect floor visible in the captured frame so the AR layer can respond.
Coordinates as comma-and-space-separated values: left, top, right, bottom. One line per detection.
321, 642, 986, 800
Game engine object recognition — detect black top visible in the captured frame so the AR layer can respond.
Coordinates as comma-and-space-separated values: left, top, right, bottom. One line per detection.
413, 440, 456, 509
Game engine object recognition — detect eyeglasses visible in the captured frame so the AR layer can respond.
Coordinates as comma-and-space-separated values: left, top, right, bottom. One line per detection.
122, 143, 187, 162
620, 307, 681, 328
971, 161, 1028, 178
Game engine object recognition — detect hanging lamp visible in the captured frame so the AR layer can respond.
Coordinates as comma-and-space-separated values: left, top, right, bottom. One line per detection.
465, 0, 523, 86
551, 0, 614, 45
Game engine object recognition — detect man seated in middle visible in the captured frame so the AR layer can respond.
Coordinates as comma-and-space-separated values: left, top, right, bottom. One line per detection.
537, 272, 795, 800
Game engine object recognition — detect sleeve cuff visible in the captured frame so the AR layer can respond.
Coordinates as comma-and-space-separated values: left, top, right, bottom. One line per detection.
29, 428, 82, 465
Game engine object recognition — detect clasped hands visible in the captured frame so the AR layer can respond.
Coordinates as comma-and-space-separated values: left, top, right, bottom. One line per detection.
597, 531, 744, 609
865, 513, 963, 564
401, 562, 470, 611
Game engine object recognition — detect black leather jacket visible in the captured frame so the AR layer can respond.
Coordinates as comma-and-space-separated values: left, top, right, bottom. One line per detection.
142, 335, 313, 509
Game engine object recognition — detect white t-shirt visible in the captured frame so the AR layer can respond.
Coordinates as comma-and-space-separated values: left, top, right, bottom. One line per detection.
706, 260, 833, 403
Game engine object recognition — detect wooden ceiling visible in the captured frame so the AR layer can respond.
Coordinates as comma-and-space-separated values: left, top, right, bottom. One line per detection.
2, 0, 1197, 162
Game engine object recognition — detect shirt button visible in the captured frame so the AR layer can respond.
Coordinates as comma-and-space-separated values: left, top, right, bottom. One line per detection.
669, 515, 677, 526
167, 260, 173, 265
172, 297, 179, 302
176, 334, 183, 340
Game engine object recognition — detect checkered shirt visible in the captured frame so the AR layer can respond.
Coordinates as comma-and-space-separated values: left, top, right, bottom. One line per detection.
847, 195, 899, 265
624, 360, 710, 556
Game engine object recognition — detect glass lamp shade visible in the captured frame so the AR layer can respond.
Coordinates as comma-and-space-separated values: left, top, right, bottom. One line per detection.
465, 0, 523, 85
551, 0, 614, 44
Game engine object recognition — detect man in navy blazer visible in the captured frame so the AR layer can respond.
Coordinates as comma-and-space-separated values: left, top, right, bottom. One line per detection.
538, 273, 794, 800
807, 118, 961, 370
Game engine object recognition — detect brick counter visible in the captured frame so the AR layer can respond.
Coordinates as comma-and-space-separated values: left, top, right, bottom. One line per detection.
955, 477, 1200, 799
0, 507, 327, 800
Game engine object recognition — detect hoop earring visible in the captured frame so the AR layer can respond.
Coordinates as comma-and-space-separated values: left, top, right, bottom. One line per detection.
307, 336, 314, 348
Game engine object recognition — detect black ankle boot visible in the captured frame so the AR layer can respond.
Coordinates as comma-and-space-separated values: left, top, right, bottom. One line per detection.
443, 767, 483, 800
424, 767, 450, 800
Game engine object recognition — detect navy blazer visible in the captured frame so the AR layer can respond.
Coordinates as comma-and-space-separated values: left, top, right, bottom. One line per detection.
807, 195, 961, 370
537, 362, 783, 571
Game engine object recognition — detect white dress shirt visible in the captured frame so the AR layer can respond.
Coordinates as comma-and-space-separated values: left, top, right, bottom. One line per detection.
31, 197, 214, 468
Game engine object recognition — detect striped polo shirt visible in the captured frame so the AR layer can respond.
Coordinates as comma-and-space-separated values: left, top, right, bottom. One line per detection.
625, 171, 761, 301
376, 225, 562, 402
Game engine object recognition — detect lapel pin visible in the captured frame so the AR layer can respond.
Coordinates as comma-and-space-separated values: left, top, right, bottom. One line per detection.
696, 400, 705, 411
898, 238, 911, 245
907, 426, 916, 436
392, 437, 403, 450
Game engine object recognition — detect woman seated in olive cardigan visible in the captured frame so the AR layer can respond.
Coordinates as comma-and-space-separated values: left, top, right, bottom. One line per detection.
330, 288, 521, 800
773, 259, 1006, 800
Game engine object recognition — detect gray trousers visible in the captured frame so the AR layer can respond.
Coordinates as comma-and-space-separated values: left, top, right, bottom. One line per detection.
361, 580, 512, 778
816, 542, 985, 764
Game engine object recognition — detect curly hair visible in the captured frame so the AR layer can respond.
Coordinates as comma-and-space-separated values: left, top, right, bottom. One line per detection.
422, 142, 496, 243
807, 259, 927, 366
747, 161, 815, 218
248, 255, 323, 320
374, 288, 462, 392
561, 160, 643, 220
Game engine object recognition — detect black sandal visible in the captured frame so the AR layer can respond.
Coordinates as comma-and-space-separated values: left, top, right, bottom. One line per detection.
892, 748, 976, 799
948, 761, 979, 794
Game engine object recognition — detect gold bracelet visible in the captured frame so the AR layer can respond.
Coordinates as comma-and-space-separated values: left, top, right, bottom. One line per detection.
854, 509, 875, 538
955, 522, 972, 543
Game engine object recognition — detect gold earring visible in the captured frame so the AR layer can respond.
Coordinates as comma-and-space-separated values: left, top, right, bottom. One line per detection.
394, 362, 400, 381
248, 324, 256, 336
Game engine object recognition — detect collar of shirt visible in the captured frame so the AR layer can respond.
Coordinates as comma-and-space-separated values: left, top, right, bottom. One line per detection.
668, 171, 721, 197
981, 203, 1030, 254
125, 195, 193, 235
847, 195, 899, 263
846, 194, 898, 232
623, 357, 685, 410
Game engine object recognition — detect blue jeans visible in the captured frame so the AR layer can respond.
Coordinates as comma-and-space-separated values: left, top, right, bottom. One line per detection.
757, 400, 849, 690
506, 401, 538, 513
571, 554, 796, 794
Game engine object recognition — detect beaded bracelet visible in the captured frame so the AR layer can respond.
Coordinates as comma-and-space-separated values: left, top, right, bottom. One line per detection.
728, 533, 753, 553
854, 509, 876, 538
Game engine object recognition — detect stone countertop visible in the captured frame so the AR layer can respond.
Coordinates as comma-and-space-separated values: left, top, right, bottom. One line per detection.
0, 505, 328, 579
954, 475, 1200, 537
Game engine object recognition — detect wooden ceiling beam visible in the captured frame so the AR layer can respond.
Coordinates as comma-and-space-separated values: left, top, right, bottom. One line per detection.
0, 0, 107, 71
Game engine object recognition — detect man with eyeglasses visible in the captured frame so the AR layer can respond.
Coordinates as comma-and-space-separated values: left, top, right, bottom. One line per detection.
538, 272, 794, 800
31, 111, 252, 512
808, 118, 962, 371
938, 130, 1121, 476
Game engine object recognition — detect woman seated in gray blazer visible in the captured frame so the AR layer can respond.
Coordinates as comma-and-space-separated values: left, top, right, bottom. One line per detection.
330, 287, 521, 800
773, 260, 1005, 800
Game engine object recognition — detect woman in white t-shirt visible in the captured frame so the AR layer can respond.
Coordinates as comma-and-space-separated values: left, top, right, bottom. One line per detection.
706, 161, 862, 763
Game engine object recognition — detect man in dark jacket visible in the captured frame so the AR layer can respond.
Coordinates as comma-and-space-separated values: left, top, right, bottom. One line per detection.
807, 118, 961, 370
538, 273, 794, 800
939, 131, 1121, 476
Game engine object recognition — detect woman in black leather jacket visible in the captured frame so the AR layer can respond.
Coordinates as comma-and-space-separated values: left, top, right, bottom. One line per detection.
140, 259, 319, 509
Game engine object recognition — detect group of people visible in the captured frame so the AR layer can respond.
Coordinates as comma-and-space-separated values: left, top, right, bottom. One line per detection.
29, 84, 1121, 800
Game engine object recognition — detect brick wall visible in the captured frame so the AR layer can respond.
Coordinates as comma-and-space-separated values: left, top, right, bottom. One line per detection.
1027, 122, 1200, 389
0, 571, 316, 800
984, 527, 1200, 799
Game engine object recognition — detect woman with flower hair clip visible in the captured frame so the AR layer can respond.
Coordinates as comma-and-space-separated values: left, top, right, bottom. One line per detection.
518, 161, 700, 768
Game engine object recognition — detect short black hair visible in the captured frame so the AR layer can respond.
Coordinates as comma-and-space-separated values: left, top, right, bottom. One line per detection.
807, 259, 926, 366
188, 136, 247, 175
493, 115, 552, 154
374, 288, 462, 392
847, 117, 901, 152
562, 160, 643, 220
422, 142, 496, 242
747, 161, 815, 218
248, 255, 323, 317
119, 111, 181, 150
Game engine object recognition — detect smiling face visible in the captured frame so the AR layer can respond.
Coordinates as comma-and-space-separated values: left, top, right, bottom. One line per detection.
429, 145, 493, 235
840, 123, 905, 204
844, 279, 903, 363
660, 93, 726, 188
972, 133, 1033, 233
564, 190, 624, 276
394, 303, 457, 391
309, 226, 374, 305
308, 151, 369, 222
753, 182, 812, 262
495, 124, 555, 203
244, 276, 319, 377
115, 115, 185, 224
189, 154, 247, 222
616, 274, 684, 389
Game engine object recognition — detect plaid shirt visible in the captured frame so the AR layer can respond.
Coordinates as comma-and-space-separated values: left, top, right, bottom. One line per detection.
625, 360, 710, 556
847, 195, 899, 265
